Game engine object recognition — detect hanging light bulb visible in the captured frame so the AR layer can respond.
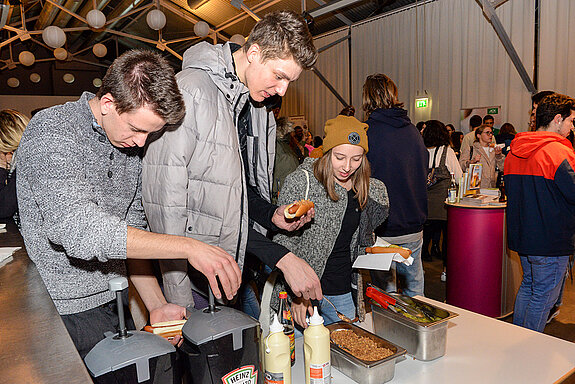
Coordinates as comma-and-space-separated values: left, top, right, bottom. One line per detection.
19, 51, 35, 66
146, 9, 166, 30
193, 21, 210, 38
42, 26, 66, 48
63, 73, 75, 84
86, 9, 106, 29
30, 73, 41, 83
92, 43, 107, 58
7, 78, 20, 88
230, 34, 245, 46
54, 47, 68, 61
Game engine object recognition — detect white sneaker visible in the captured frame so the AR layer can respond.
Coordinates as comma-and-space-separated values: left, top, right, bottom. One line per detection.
440, 271, 447, 282
546, 306, 560, 324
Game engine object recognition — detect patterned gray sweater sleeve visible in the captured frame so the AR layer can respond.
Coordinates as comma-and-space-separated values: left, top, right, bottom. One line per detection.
16, 92, 141, 314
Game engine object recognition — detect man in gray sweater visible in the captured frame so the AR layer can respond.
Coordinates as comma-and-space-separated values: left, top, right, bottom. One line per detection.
16, 50, 241, 360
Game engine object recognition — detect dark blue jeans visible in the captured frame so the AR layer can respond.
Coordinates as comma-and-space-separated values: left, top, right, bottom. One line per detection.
513, 255, 570, 332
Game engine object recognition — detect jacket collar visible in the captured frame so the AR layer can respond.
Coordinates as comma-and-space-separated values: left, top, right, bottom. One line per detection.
182, 42, 249, 111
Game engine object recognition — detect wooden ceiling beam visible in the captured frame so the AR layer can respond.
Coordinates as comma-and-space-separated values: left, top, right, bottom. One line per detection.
215, 0, 282, 32
53, 0, 83, 27
159, 0, 227, 42
34, 0, 65, 30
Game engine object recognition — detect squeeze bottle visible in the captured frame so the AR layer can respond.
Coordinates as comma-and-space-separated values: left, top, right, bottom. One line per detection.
264, 314, 291, 384
304, 307, 331, 384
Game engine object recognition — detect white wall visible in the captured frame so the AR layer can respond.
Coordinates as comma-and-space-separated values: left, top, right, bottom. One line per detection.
351, 0, 534, 132
0, 95, 79, 117
282, 28, 350, 137
539, 0, 575, 96
285, 0, 538, 136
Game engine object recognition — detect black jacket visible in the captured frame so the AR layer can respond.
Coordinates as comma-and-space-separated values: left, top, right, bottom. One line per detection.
0, 168, 17, 220
366, 108, 428, 236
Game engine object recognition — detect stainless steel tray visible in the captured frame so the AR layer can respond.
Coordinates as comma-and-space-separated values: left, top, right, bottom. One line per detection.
372, 297, 458, 361
327, 322, 406, 384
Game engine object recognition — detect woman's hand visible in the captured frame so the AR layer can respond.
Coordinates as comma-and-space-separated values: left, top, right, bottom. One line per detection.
273, 204, 315, 231
471, 154, 481, 164
291, 297, 313, 328
495, 146, 503, 155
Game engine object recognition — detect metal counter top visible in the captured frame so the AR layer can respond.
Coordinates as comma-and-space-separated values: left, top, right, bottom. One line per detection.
0, 220, 93, 383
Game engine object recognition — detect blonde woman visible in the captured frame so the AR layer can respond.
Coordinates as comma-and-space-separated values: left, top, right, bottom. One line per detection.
272, 115, 389, 329
0, 109, 29, 219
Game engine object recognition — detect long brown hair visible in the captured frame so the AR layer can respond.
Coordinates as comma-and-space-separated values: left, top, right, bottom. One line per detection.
313, 148, 371, 210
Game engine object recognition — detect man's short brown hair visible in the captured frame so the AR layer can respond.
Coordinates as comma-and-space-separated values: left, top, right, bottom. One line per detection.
244, 10, 317, 70
536, 93, 575, 130
97, 50, 185, 124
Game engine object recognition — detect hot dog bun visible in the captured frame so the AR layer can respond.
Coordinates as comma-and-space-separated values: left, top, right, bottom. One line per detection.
365, 246, 412, 260
144, 319, 186, 339
284, 200, 314, 219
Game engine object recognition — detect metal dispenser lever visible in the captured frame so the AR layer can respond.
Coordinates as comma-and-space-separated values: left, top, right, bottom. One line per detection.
108, 277, 130, 339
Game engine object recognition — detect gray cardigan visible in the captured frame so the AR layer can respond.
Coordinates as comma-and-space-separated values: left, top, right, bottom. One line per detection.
270, 158, 389, 320
17, 92, 146, 315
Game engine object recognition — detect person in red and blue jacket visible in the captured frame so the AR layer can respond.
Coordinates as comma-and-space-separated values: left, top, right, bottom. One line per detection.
504, 93, 575, 332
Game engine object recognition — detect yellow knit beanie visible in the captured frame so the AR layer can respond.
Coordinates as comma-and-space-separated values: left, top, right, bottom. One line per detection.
322, 115, 369, 153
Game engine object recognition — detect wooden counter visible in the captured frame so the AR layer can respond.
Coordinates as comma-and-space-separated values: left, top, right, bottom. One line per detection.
0, 220, 93, 383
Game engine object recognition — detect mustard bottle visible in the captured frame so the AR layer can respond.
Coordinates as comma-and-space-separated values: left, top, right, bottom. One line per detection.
264, 314, 291, 384
304, 307, 331, 384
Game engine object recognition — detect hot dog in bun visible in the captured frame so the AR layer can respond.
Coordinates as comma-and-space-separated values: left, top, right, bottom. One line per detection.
143, 319, 186, 339
365, 246, 412, 260
284, 199, 314, 219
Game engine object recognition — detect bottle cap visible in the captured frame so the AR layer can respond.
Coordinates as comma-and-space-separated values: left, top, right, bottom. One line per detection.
279, 291, 288, 299
270, 313, 284, 333
308, 306, 324, 326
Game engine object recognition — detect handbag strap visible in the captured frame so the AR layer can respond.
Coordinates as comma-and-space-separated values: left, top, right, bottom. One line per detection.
259, 270, 279, 337
430, 147, 439, 169
302, 169, 310, 200
438, 145, 448, 167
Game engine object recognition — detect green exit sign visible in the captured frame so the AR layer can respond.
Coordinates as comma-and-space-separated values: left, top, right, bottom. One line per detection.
487, 107, 499, 114
415, 98, 429, 108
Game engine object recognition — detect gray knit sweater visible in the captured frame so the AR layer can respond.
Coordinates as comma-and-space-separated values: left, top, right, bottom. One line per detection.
16, 92, 147, 315
270, 158, 389, 319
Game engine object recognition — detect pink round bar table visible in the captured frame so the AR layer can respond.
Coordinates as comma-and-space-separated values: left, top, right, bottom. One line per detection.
446, 203, 506, 317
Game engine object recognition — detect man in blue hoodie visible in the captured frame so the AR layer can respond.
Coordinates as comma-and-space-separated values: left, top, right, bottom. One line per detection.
362, 73, 428, 296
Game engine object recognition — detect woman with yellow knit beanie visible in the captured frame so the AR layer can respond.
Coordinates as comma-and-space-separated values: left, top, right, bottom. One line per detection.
271, 114, 390, 330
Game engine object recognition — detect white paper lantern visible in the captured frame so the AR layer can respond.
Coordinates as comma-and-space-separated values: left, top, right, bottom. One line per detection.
7, 78, 20, 88
193, 21, 210, 38
230, 34, 245, 46
86, 9, 106, 29
146, 9, 166, 30
19, 51, 35, 66
30, 73, 41, 83
93, 78, 103, 88
92, 43, 107, 58
54, 47, 68, 60
63, 73, 75, 84
42, 26, 66, 48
